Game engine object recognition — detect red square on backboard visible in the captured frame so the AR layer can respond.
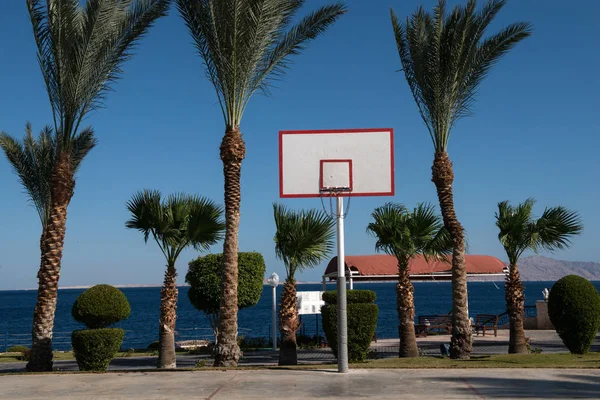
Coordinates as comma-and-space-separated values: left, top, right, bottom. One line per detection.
319, 159, 353, 191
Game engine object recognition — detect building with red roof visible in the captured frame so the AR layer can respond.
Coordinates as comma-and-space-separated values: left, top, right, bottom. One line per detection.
323, 254, 507, 287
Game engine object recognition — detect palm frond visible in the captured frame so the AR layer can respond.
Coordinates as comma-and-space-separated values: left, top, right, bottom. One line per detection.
495, 199, 582, 264
535, 206, 583, 252
126, 190, 225, 263
186, 194, 225, 252
177, 0, 345, 128
273, 203, 335, 279
391, 0, 531, 152
27, 0, 170, 146
0, 124, 56, 227
366, 202, 451, 269
125, 189, 163, 244
71, 126, 97, 172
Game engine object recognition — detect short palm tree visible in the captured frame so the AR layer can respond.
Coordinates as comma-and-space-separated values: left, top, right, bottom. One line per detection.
273, 203, 335, 365
367, 203, 452, 357
4, 0, 171, 371
495, 199, 582, 354
126, 190, 225, 368
390, 0, 532, 358
176, 0, 346, 366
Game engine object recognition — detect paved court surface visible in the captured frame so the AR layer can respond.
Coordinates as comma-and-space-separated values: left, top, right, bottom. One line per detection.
1, 368, 599, 399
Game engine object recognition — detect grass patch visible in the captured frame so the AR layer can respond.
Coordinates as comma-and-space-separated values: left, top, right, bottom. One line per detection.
350, 352, 600, 369
3, 351, 599, 371
0, 350, 162, 364
191, 352, 600, 371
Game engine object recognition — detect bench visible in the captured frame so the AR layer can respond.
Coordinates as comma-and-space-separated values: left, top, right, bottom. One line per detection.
414, 314, 452, 337
474, 314, 499, 337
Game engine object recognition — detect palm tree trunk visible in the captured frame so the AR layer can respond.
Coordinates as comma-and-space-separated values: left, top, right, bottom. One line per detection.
214, 128, 245, 367
397, 265, 418, 357
158, 264, 178, 368
431, 151, 472, 359
279, 279, 299, 365
505, 263, 527, 354
27, 152, 74, 372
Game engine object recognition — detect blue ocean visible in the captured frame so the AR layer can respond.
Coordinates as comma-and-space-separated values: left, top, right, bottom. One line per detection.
2, 281, 599, 351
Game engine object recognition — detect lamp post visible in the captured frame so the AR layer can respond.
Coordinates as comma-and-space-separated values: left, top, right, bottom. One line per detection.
267, 272, 280, 351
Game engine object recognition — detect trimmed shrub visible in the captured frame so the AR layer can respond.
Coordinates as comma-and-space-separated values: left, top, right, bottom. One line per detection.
72, 284, 131, 329
186, 252, 266, 313
322, 290, 376, 305
72, 328, 125, 371
186, 252, 265, 335
321, 289, 379, 362
548, 275, 600, 354
7, 345, 29, 353
147, 341, 160, 351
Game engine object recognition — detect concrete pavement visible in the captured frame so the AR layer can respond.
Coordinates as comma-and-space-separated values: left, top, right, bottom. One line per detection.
1, 368, 599, 399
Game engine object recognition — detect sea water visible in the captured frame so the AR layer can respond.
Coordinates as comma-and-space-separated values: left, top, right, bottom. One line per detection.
1, 281, 598, 350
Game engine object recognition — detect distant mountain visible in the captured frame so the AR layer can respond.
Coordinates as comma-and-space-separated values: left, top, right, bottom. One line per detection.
517, 256, 600, 281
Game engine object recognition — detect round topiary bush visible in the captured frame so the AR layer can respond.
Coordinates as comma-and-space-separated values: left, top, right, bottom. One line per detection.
548, 275, 600, 354
72, 284, 131, 329
71, 328, 125, 371
321, 290, 379, 362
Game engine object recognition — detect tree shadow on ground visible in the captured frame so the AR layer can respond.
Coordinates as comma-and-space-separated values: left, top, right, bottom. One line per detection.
428, 373, 600, 398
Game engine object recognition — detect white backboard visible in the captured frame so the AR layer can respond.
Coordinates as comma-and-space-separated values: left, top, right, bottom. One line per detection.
279, 129, 394, 198
296, 291, 325, 315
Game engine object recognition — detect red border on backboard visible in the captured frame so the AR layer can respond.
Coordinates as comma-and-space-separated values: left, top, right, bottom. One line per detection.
279, 128, 395, 198
319, 159, 353, 192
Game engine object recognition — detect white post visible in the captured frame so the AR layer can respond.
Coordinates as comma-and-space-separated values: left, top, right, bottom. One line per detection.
349, 273, 353, 290
272, 285, 277, 351
336, 196, 348, 373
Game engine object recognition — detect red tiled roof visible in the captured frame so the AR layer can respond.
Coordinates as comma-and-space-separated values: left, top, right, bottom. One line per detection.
324, 254, 506, 276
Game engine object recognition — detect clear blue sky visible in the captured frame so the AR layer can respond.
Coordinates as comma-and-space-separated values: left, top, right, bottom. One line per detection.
1, 1, 599, 290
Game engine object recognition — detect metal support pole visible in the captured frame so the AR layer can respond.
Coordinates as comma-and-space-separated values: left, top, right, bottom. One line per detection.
322, 275, 327, 292
349, 273, 353, 290
336, 196, 348, 373
272, 285, 277, 351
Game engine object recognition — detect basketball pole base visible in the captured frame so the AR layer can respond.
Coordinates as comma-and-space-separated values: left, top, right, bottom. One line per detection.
336, 196, 349, 373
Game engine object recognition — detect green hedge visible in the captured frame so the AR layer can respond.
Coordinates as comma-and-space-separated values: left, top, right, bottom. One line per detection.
186, 252, 265, 313
322, 290, 376, 305
72, 284, 131, 329
7, 345, 29, 353
321, 290, 379, 362
72, 328, 125, 371
548, 275, 600, 354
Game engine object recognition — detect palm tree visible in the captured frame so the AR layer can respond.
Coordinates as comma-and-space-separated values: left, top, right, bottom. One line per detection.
495, 199, 582, 353
273, 203, 335, 365
390, 0, 532, 358
367, 203, 452, 357
126, 190, 224, 368
0, 123, 96, 369
176, 0, 346, 366
8, 0, 171, 371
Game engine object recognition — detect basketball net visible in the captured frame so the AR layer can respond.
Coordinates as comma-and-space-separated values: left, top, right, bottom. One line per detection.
319, 187, 352, 219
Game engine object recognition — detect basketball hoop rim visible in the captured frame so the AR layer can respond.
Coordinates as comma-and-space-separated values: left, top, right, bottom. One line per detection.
319, 187, 353, 196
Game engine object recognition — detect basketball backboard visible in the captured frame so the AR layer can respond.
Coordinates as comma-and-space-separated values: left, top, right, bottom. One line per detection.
279, 128, 394, 198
